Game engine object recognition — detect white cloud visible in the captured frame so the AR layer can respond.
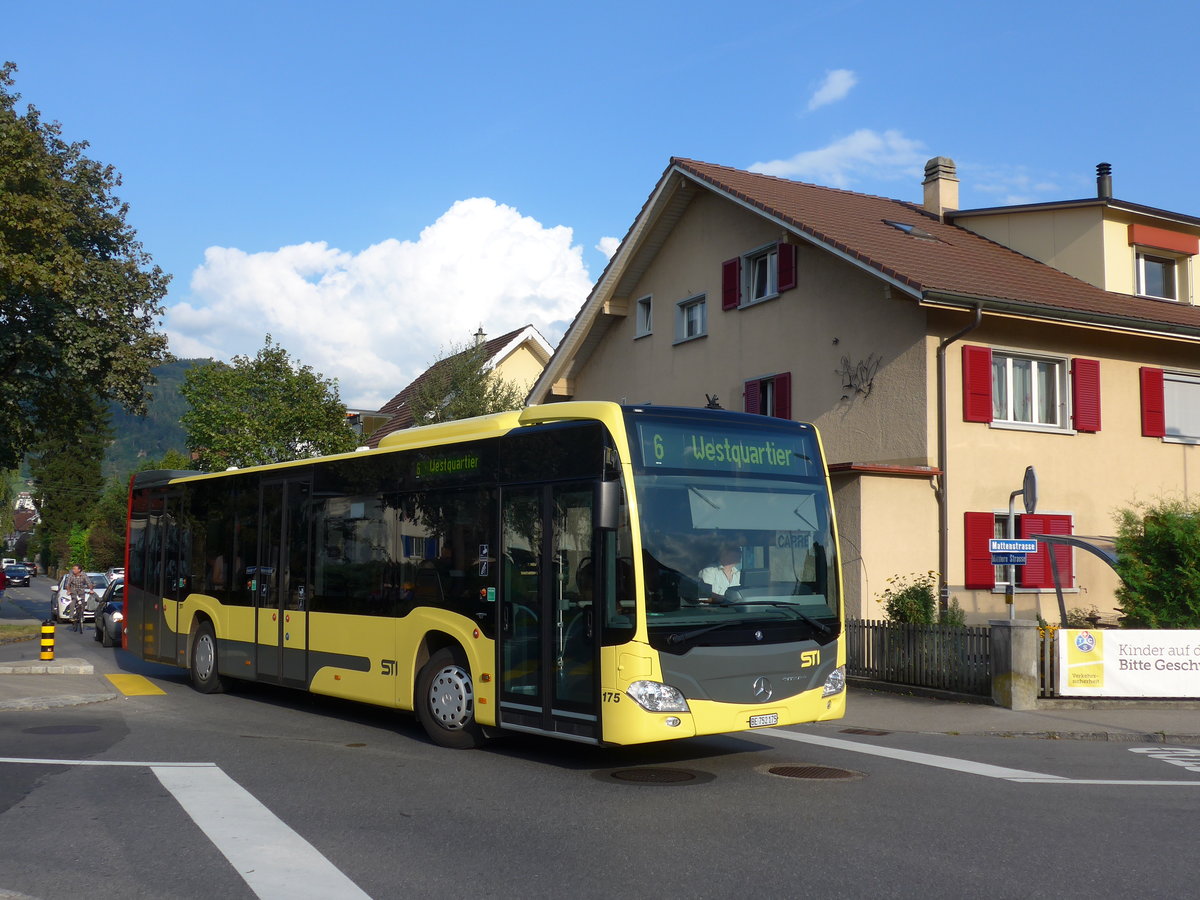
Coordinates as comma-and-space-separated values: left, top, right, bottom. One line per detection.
596, 236, 620, 259
964, 162, 1073, 206
749, 129, 927, 187
163, 198, 593, 409
807, 69, 857, 111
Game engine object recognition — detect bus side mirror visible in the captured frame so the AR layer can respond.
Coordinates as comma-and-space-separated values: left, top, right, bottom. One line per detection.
595, 479, 621, 531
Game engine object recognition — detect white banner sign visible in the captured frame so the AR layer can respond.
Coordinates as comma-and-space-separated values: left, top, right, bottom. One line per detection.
1057, 629, 1200, 698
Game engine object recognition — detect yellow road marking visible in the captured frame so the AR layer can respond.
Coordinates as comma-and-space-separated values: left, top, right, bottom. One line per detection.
105, 674, 166, 696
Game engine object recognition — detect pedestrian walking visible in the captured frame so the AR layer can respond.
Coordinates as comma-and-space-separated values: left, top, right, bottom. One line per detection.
64, 564, 89, 632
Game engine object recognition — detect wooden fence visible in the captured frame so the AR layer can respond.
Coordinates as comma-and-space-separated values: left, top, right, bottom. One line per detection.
845, 619, 992, 696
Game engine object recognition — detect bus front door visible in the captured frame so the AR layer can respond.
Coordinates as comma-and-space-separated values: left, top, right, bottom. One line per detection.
500, 483, 599, 742
255, 478, 312, 688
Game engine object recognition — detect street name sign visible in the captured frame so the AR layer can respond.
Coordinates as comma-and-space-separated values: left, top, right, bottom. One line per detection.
990, 552, 1028, 566
989, 539, 1038, 554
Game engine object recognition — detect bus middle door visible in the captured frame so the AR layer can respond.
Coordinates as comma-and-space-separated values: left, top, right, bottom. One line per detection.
255, 478, 312, 687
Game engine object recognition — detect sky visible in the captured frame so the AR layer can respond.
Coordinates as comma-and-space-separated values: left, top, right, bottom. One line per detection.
8, 0, 1200, 410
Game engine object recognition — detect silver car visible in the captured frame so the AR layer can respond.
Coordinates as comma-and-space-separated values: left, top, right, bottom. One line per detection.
50, 572, 109, 623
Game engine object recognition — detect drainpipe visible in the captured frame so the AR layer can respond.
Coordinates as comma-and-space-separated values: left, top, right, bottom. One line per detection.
936, 304, 982, 612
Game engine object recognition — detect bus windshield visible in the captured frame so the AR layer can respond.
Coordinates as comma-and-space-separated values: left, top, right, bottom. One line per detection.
626, 411, 840, 652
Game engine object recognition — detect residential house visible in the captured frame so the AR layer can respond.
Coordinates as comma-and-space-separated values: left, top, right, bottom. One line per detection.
528, 157, 1200, 623
365, 325, 553, 448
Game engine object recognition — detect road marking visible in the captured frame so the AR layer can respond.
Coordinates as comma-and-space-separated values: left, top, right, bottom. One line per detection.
105, 674, 166, 695
0, 758, 214, 767
153, 765, 371, 900
0, 758, 371, 898
773, 729, 1200, 786
772, 730, 1066, 780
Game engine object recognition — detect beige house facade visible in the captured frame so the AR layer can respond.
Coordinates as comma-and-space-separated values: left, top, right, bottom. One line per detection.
529, 158, 1200, 624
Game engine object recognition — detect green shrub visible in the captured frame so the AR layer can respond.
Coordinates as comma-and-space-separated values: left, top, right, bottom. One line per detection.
1115, 499, 1200, 628
880, 572, 938, 624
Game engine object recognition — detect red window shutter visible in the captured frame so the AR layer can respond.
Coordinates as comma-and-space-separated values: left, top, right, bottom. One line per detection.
777, 243, 797, 292
1140, 367, 1166, 437
1019, 514, 1073, 589
722, 258, 741, 310
1071, 358, 1101, 432
773, 372, 792, 419
963, 512, 995, 590
962, 345, 993, 423
743, 378, 762, 414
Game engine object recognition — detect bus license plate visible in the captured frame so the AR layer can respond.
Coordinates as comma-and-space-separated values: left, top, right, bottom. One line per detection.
749, 713, 778, 728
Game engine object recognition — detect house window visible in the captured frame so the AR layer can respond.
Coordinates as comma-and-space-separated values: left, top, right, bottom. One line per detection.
991, 351, 1065, 427
722, 242, 797, 310
963, 346, 1101, 432
635, 296, 652, 338
674, 295, 706, 343
1141, 367, 1200, 442
964, 511, 1073, 591
744, 372, 792, 419
747, 245, 778, 302
1137, 251, 1179, 300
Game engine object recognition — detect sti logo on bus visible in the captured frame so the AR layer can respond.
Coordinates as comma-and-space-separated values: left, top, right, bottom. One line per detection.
380, 659, 398, 676
801, 650, 819, 667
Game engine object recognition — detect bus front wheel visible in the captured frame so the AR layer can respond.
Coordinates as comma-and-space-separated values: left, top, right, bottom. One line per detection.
190, 622, 230, 694
416, 647, 484, 749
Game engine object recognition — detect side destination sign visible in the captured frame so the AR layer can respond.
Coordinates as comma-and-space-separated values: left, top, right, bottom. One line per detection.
989, 539, 1038, 554
637, 421, 814, 476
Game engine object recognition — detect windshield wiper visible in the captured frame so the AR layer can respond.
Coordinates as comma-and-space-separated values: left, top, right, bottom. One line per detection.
717, 599, 832, 635
666, 620, 746, 646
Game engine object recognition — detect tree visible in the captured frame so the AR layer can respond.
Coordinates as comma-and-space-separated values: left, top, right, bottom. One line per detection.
1115, 498, 1200, 628
410, 338, 528, 425
28, 392, 111, 571
0, 62, 170, 472
180, 336, 357, 470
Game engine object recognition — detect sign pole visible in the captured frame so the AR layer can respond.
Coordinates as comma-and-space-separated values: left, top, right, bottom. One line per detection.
1005, 467, 1038, 622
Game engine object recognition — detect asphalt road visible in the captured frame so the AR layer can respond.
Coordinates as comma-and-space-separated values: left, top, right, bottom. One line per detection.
2, 581, 1198, 899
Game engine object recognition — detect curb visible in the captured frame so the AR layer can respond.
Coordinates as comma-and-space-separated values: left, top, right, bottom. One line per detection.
0, 659, 94, 675
0, 693, 116, 711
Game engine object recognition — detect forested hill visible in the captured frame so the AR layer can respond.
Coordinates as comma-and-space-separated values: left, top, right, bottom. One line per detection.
103, 358, 208, 479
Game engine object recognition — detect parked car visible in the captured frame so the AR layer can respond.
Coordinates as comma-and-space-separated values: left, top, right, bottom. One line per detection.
93, 578, 125, 647
20, 560, 37, 577
4, 564, 30, 587
50, 572, 109, 623
105, 566, 125, 581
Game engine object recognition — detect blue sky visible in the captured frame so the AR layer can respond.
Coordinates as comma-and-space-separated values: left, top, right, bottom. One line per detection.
9, 0, 1200, 408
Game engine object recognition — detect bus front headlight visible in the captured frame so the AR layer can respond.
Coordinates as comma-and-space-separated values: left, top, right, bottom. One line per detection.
821, 665, 846, 697
627, 681, 690, 713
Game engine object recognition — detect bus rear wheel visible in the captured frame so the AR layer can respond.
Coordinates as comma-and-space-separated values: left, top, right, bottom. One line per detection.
190, 622, 230, 694
416, 647, 484, 749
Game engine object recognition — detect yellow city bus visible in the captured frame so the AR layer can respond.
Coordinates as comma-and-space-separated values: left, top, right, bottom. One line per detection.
125, 402, 845, 748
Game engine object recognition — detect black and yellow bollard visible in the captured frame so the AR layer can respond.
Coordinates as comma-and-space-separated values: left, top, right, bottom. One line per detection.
40, 619, 55, 661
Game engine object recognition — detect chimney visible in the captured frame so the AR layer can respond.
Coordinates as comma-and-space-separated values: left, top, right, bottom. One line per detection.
922, 157, 959, 219
1096, 162, 1112, 200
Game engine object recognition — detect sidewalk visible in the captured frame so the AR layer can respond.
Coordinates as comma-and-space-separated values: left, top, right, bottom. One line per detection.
0, 595, 118, 710
832, 686, 1200, 744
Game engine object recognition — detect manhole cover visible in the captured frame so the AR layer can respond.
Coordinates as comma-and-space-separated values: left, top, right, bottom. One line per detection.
603, 767, 713, 785
765, 765, 863, 781
24, 725, 102, 735
840, 728, 891, 736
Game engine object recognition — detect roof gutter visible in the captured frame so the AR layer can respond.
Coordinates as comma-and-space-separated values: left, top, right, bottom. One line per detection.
920, 291, 1200, 343
936, 303, 982, 613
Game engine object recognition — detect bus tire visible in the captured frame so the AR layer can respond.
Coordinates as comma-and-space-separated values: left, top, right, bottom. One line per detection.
190, 622, 230, 694
416, 646, 484, 749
